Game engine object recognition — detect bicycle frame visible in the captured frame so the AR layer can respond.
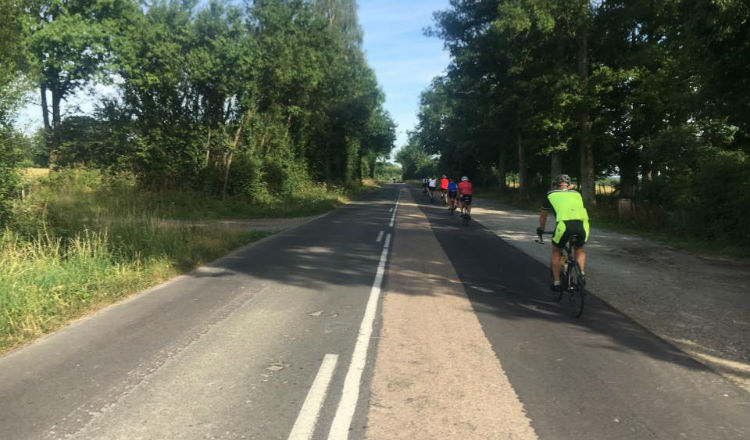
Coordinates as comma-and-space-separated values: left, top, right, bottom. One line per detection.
536, 231, 586, 317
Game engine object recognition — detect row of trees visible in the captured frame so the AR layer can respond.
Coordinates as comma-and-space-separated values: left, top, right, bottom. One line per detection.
0, 0, 395, 215
398, 0, 748, 242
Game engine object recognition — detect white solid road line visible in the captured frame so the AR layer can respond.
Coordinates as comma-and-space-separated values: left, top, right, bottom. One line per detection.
288, 354, 339, 440
328, 233, 392, 440
376, 230, 384, 243
388, 192, 400, 228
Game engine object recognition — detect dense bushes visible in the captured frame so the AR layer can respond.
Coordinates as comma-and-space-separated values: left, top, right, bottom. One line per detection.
681, 151, 749, 243
0, 130, 20, 228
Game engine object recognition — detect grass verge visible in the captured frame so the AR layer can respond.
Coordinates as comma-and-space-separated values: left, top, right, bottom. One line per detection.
0, 225, 270, 353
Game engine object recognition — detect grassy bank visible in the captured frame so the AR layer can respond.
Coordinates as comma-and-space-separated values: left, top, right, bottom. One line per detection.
0, 226, 269, 352
1, 169, 374, 353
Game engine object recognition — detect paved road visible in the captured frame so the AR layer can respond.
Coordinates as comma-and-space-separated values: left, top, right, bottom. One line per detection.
1, 184, 747, 440
406, 186, 748, 439
0, 187, 401, 440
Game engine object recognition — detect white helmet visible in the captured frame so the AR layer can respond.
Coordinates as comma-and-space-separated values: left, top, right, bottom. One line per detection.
461, 176, 468, 182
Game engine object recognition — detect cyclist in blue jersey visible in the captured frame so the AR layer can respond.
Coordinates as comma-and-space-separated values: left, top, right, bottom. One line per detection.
447, 178, 459, 213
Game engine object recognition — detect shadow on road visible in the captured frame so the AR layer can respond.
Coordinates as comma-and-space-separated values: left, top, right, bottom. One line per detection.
410, 187, 716, 376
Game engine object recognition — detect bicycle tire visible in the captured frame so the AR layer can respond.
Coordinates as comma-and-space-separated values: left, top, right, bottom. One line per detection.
568, 263, 585, 317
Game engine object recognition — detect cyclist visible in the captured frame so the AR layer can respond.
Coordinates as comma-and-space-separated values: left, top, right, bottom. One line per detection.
447, 178, 458, 213
439, 175, 449, 204
537, 174, 590, 292
421, 177, 429, 196
428, 176, 437, 201
457, 176, 473, 219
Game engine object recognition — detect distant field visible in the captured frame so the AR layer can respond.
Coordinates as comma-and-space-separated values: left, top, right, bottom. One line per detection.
21, 168, 50, 181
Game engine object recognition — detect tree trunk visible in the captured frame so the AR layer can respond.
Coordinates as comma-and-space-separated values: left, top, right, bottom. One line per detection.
40, 84, 53, 169
497, 147, 507, 193
576, 29, 595, 205
619, 149, 638, 199
49, 85, 62, 168
518, 130, 528, 201
222, 151, 233, 200
40, 84, 50, 131
205, 128, 212, 167
222, 115, 246, 200
550, 151, 562, 185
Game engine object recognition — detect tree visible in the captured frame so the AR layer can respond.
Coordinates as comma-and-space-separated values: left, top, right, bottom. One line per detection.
27, 0, 136, 166
0, 0, 29, 226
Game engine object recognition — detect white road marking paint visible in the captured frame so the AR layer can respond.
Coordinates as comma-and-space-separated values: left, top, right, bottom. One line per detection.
388, 192, 401, 228
376, 231, 384, 243
328, 233, 392, 440
288, 354, 339, 440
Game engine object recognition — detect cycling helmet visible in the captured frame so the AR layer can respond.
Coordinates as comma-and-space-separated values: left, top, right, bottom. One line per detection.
461, 176, 468, 182
553, 174, 571, 187
442, 174, 447, 178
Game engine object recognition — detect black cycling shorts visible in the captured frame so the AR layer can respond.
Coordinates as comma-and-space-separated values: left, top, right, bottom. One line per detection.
552, 220, 589, 249
461, 195, 472, 205
448, 190, 458, 199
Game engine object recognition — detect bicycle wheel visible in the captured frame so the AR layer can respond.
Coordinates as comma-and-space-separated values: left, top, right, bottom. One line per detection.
567, 263, 585, 318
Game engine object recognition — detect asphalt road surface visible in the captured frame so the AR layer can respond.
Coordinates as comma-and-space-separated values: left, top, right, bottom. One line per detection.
0, 184, 747, 440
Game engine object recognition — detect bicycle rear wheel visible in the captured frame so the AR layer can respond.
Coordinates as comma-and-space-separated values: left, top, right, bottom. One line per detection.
567, 263, 585, 317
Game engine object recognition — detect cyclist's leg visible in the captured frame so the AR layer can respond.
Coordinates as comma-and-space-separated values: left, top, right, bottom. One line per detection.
551, 246, 563, 282
551, 222, 568, 283
572, 221, 588, 273
574, 246, 586, 273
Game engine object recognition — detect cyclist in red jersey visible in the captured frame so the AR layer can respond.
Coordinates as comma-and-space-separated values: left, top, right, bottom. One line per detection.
439, 175, 449, 204
457, 176, 473, 220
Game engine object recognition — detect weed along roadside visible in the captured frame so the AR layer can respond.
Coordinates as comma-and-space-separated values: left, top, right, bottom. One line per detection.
0, 169, 379, 354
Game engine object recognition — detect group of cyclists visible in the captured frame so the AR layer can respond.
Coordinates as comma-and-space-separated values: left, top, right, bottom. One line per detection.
419, 173, 588, 295
421, 175, 473, 220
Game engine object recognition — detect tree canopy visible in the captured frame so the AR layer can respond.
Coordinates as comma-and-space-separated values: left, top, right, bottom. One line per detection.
398, 0, 748, 243
2, 0, 395, 201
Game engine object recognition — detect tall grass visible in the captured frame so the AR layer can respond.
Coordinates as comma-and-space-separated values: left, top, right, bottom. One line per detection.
0, 224, 268, 351
0, 169, 281, 352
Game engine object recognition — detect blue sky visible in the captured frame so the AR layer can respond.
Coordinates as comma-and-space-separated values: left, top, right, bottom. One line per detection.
16, 0, 452, 153
358, 0, 451, 149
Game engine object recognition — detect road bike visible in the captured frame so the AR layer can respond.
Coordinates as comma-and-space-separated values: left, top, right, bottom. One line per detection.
536, 231, 586, 317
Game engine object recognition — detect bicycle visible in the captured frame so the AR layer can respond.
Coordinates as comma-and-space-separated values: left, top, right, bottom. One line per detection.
536, 231, 586, 317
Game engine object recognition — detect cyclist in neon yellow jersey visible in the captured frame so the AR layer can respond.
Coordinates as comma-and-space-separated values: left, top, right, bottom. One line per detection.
537, 174, 590, 292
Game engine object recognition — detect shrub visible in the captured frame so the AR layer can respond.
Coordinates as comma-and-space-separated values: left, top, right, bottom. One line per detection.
0, 131, 20, 228
682, 150, 750, 243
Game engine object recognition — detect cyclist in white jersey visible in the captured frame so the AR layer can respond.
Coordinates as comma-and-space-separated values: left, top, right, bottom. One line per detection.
428, 177, 437, 201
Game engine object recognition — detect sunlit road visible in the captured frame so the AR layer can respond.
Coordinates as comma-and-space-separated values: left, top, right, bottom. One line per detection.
0, 184, 747, 440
